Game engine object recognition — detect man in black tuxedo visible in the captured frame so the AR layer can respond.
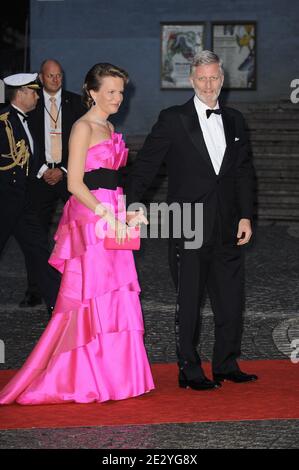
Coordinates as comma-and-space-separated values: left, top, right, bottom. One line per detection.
20, 59, 85, 307
0, 73, 60, 313
125, 50, 257, 390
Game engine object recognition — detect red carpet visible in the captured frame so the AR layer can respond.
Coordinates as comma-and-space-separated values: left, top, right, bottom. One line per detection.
0, 360, 298, 430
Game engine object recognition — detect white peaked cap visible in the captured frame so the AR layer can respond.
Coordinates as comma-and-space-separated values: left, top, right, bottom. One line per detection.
3, 73, 40, 89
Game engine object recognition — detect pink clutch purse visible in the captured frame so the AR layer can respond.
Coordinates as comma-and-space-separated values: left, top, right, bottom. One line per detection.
104, 226, 140, 250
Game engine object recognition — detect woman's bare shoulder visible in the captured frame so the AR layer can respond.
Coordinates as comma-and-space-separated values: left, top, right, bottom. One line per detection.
71, 117, 93, 138
73, 117, 92, 130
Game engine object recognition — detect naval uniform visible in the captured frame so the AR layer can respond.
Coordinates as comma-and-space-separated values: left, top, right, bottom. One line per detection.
0, 104, 60, 309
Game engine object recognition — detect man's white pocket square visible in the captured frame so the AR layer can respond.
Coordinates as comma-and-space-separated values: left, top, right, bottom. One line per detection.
235, 137, 240, 141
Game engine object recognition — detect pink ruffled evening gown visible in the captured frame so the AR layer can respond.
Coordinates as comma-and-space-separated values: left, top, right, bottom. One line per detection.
0, 133, 155, 405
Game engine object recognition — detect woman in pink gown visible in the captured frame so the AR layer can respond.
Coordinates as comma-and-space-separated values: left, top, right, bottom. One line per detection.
0, 63, 154, 405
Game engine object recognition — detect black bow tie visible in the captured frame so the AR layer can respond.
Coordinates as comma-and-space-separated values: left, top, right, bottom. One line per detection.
206, 108, 222, 119
16, 110, 28, 122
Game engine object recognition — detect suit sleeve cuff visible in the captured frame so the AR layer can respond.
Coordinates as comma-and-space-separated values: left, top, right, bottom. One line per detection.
36, 164, 48, 179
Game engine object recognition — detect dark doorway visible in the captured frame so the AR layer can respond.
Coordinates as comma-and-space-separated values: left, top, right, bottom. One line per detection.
0, 0, 30, 78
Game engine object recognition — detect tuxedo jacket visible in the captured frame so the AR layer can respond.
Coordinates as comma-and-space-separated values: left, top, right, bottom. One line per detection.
125, 98, 255, 245
27, 89, 85, 172
0, 104, 40, 186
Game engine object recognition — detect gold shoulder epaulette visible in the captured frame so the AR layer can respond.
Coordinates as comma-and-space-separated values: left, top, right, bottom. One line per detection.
0, 112, 30, 174
0, 112, 10, 122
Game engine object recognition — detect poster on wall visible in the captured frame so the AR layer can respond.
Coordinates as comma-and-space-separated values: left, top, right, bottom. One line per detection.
212, 22, 256, 90
161, 22, 205, 89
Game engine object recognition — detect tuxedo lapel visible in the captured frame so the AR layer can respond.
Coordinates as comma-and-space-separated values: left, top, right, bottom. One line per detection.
61, 90, 68, 131
61, 91, 71, 152
28, 94, 45, 155
218, 108, 235, 176
179, 99, 215, 173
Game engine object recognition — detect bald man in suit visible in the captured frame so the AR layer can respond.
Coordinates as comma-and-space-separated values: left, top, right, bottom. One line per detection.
20, 59, 85, 308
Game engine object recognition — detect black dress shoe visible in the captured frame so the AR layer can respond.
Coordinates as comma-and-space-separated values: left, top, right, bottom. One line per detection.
19, 292, 43, 308
213, 370, 258, 383
179, 373, 221, 391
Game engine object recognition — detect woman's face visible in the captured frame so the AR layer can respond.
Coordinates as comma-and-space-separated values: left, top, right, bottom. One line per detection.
91, 75, 124, 116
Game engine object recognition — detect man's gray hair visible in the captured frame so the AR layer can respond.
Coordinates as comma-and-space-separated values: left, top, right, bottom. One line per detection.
190, 50, 224, 76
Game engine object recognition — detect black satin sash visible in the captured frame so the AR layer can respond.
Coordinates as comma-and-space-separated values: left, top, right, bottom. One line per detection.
83, 168, 124, 190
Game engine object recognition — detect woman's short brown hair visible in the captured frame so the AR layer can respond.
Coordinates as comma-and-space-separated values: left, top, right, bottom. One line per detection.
82, 63, 129, 108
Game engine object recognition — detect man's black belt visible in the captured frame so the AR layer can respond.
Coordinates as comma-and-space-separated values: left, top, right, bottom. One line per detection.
46, 162, 61, 168
83, 168, 124, 190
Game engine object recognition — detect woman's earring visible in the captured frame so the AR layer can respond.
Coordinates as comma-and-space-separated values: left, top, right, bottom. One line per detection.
89, 93, 96, 106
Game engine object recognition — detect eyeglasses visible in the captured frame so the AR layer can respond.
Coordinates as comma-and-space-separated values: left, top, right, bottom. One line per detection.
45, 73, 63, 79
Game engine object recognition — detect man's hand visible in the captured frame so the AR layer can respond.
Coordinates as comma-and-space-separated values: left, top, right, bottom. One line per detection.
43, 168, 63, 185
237, 218, 252, 245
126, 208, 149, 227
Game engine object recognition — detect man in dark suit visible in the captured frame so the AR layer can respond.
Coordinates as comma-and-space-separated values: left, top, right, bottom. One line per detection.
20, 59, 85, 307
125, 50, 257, 390
0, 73, 60, 313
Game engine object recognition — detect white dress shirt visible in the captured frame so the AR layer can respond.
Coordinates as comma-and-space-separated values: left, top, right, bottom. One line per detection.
193, 95, 226, 175
37, 89, 67, 178
12, 105, 34, 154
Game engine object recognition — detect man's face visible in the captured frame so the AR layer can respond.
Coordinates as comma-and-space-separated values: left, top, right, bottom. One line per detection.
190, 63, 224, 108
19, 87, 39, 112
39, 61, 63, 95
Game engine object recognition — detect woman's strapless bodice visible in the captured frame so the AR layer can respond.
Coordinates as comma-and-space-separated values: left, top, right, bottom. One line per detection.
85, 132, 128, 172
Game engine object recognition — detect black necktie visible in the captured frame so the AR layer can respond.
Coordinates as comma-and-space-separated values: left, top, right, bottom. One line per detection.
206, 108, 222, 119
16, 110, 28, 122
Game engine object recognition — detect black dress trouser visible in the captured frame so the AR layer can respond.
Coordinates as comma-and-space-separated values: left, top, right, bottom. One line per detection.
0, 182, 60, 309
169, 215, 245, 380
24, 177, 69, 295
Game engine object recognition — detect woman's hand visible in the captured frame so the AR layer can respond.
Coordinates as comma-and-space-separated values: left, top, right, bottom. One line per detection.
95, 204, 130, 244
111, 216, 130, 245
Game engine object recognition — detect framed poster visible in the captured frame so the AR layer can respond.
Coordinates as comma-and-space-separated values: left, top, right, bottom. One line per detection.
161, 22, 205, 89
212, 22, 256, 90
